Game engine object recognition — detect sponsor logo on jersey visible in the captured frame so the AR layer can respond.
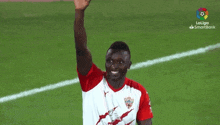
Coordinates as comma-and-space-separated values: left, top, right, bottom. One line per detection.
104, 91, 109, 97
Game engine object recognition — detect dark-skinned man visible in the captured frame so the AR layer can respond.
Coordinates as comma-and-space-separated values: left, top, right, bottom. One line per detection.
73, 0, 153, 124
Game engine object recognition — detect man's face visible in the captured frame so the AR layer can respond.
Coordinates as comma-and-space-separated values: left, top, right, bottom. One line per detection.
105, 49, 131, 81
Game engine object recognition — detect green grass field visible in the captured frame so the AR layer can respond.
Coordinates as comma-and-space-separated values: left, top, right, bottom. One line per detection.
0, 0, 220, 124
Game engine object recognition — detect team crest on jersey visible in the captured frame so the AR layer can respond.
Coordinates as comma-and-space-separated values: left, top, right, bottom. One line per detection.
124, 97, 134, 109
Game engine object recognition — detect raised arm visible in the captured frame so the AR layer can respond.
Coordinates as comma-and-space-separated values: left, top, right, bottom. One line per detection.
74, 0, 92, 75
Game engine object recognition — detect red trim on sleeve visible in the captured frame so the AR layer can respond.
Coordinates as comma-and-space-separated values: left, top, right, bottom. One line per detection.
125, 79, 153, 121
136, 87, 153, 121
77, 63, 103, 92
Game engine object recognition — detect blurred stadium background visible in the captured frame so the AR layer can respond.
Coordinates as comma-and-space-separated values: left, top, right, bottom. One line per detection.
0, 0, 219, 124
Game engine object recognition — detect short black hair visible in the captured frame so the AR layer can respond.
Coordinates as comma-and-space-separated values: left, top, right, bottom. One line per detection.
108, 41, 131, 56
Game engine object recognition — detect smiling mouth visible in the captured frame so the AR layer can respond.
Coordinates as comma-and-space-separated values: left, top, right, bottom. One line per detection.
111, 71, 119, 75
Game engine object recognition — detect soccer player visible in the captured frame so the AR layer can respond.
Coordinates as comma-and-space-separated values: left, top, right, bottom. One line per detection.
73, 0, 153, 124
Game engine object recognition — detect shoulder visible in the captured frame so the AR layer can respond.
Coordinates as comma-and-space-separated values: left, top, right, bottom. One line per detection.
125, 78, 147, 93
77, 63, 104, 92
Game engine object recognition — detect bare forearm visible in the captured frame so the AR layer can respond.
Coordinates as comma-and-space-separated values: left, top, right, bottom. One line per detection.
74, 9, 87, 49
137, 119, 152, 125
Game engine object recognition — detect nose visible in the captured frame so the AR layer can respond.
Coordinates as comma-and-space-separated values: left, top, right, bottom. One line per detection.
112, 63, 119, 69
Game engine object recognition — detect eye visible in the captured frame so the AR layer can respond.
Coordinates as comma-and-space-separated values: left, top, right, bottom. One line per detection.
107, 59, 113, 63
119, 61, 123, 64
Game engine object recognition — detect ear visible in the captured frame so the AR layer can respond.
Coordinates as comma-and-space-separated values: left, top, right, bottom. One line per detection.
127, 61, 132, 69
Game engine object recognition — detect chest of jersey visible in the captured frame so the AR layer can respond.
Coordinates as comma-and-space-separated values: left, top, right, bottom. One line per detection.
82, 78, 142, 125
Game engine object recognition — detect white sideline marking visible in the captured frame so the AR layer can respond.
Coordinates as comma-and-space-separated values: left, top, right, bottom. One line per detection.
0, 43, 220, 103
130, 43, 220, 70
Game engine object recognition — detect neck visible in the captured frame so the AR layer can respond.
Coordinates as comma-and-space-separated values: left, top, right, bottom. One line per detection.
107, 76, 126, 89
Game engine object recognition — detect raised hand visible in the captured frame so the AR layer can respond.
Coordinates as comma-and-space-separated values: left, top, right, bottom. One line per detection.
74, 0, 91, 10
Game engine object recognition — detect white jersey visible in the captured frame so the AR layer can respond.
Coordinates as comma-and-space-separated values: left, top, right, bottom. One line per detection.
77, 63, 153, 125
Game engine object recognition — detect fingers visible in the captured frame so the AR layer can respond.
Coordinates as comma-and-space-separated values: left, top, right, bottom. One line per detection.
86, 0, 91, 3
73, 0, 91, 10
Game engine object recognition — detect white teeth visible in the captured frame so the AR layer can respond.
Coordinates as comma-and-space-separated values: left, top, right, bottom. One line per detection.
111, 71, 119, 74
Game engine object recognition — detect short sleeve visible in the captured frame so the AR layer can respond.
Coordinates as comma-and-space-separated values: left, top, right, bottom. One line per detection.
137, 89, 153, 121
77, 63, 103, 92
